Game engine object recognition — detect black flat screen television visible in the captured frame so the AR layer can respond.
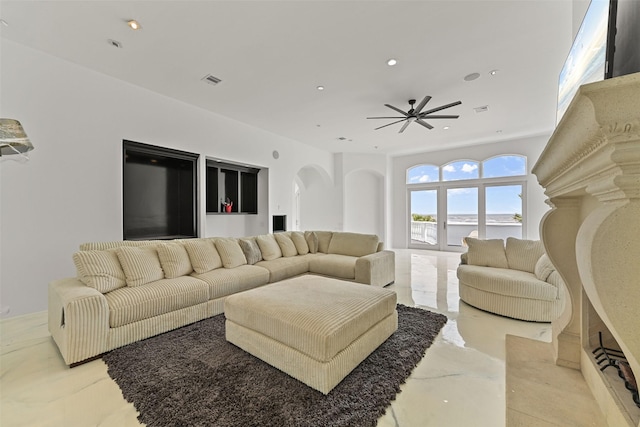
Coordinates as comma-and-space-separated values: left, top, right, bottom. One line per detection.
557, 0, 640, 123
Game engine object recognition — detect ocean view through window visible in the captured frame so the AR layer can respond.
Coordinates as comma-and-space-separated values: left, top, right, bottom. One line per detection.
407, 155, 526, 250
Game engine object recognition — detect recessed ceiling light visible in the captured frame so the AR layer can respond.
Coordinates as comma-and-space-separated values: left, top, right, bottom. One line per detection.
489, 69, 499, 76
464, 72, 480, 82
127, 19, 142, 30
387, 58, 397, 66
316, 85, 325, 91
443, 126, 450, 130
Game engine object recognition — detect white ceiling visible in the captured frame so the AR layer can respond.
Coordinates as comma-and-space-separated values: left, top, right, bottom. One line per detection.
0, 0, 574, 156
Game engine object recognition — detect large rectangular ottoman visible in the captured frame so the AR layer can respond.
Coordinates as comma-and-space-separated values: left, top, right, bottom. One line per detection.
224, 275, 398, 394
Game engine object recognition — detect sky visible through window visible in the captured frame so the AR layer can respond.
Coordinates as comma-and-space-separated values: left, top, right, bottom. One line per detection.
408, 156, 525, 216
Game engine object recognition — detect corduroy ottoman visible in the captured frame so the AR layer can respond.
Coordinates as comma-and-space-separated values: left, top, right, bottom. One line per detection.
224, 275, 398, 394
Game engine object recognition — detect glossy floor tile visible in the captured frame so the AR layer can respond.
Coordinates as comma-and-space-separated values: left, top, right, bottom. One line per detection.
2, 249, 561, 426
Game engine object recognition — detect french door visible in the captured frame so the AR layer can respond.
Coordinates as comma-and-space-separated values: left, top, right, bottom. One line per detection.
409, 181, 525, 251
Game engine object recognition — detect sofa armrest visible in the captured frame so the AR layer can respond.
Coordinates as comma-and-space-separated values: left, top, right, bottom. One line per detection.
48, 278, 110, 366
355, 250, 395, 287
460, 252, 468, 265
545, 270, 566, 300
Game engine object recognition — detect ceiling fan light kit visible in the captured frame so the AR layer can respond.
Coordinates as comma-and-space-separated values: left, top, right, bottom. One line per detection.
367, 95, 461, 133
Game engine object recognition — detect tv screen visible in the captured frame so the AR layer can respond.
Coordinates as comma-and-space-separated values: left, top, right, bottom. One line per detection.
556, 0, 610, 122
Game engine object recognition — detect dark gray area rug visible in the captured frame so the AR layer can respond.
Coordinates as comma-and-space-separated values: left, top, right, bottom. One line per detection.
102, 304, 447, 427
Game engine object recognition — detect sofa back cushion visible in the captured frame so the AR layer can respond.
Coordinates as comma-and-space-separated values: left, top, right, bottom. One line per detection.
304, 231, 319, 254
464, 238, 509, 268
534, 253, 555, 281
505, 237, 545, 273
275, 233, 298, 257
290, 231, 309, 255
256, 234, 283, 261
157, 242, 193, 278
328, 232, 379, 257
314, 231, 334, 253
116, 246, 165, 287
239, 238, 263, 265
183, 239, 223, 273
215, 238, 248, 268
73, 249, 126, 293
79, 240, 156, 251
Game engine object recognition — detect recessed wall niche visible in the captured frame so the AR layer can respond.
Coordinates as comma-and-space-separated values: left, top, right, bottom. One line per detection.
123, 140, 198, 240
206, 159, 260, 214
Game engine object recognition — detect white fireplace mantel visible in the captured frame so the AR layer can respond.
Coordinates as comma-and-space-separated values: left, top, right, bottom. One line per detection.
533, 72, 640, 426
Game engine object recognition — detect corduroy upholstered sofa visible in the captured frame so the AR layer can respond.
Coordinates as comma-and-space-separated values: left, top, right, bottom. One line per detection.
457, 237, 565, 322
48, 231, 395, 366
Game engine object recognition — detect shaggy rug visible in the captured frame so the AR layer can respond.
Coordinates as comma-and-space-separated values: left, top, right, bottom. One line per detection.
102, 304, 447, 427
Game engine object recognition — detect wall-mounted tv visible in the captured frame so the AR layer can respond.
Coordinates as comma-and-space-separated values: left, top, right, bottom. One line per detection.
556, 0, 610, 122
557, 0, 640, 123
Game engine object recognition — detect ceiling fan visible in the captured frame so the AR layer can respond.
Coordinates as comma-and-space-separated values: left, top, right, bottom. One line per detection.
367, 95, 462, 133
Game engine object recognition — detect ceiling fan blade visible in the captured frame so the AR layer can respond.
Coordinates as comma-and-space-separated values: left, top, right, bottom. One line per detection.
366, 116, 406, 120
419, 114, 460, 119
421, 100, 462, 115
384, 104, 409, 116
413, 95, 432, 114
416, 119, 434, 130
374, 118, 407, 130
398, 120, 412, 133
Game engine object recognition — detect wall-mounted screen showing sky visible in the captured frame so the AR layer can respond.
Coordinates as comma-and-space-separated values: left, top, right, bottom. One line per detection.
557, 0, 609, 123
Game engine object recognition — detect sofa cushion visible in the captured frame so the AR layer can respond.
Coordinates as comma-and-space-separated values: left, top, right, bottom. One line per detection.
192, 265, 270, 299
183, 239, 223, 273
464, 238, 509, 269
79, 240, 156, 251
314, 231, 334, 253
156, 242, 193, 279
255, 254, 314, 282
275, 233, 298, 257
534, 254, 555, 281
73, 249, 126, 293
256, 234, 282, 261
309, 254, 357, 279
116, 246, 165, 287
239, 238, 262, 265
328, 232, 379, 257
290, 231, 309, 255
505, 238, 545, 273
305, 231, 319, 254
215, 238, 248, 269
457, 264, 558, 301
104, 276, 209, 328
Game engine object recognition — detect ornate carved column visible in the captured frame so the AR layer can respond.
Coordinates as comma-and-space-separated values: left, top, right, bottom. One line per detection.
533, 72, 640, 425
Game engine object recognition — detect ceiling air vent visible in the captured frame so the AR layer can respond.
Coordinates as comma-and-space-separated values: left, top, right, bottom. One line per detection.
202, 74, 222, 86
474, 105, 489, 113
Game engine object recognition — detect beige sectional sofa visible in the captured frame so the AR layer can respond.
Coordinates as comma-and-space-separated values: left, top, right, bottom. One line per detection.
48, 231, 395, 366
457, 237, 565, 322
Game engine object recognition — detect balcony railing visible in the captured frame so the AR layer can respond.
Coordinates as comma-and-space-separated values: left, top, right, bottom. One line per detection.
411, 221, 522, 246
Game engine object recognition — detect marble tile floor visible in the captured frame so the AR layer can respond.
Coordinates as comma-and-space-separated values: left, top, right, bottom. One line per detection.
1, 248, 577, 427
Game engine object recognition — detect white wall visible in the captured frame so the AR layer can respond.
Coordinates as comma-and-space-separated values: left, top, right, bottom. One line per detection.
344, 170, 383, 237
390, 135, 551, 248
0, 40, 335, 317
339, 153, 386, 239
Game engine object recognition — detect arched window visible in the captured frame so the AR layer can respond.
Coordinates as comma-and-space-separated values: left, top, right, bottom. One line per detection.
407, 164, 439, 184
442, 160, 479, 181
482, 155, 526, 178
